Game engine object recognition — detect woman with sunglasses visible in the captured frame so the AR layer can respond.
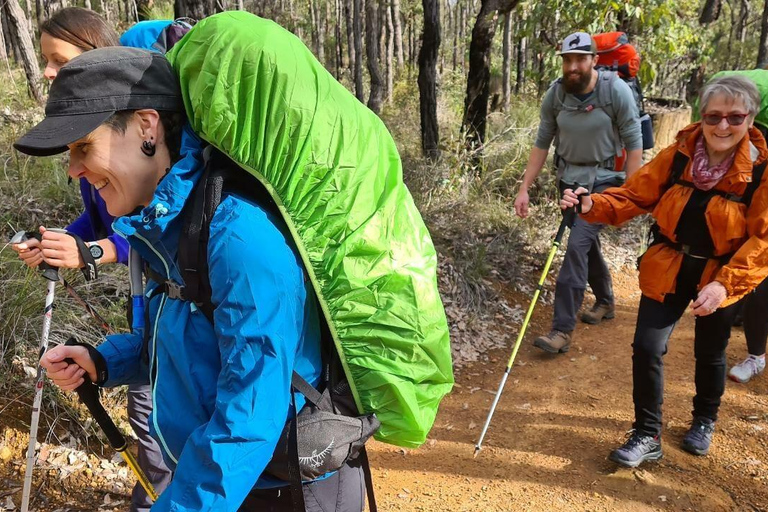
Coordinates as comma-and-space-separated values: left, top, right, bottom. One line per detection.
560, 75, 768, 468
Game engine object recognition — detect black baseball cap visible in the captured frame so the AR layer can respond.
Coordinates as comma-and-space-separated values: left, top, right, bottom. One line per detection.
14, 47, 184, 157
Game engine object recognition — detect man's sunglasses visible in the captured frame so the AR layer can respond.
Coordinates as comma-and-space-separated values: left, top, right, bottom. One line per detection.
702, 113, 749, 126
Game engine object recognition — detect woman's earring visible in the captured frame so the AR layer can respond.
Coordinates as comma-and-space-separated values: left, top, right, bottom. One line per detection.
141, 140, 156, 157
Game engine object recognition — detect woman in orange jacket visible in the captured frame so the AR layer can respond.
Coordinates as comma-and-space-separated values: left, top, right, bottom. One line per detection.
561, 75, 768, 468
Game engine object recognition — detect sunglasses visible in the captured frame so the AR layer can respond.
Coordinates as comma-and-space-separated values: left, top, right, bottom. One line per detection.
702, 113, 749, 126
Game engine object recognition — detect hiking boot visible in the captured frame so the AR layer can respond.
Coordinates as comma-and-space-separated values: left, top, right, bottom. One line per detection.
681, 417, 715, 456
608, 431, 662, 468
580, 302, 615, 325
533, 330, 572, 353
728, 355, 766, 384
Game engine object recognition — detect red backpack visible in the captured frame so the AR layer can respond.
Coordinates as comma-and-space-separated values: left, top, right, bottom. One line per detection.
593, 32, 640, 79
593, 32, 654, 158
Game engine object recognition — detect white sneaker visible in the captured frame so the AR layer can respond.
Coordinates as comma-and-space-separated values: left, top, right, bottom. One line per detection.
729, 355, 766, 383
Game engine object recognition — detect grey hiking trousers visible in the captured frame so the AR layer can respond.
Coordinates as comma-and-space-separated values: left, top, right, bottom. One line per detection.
552, 182, 615, 333
127, 383, 172, 512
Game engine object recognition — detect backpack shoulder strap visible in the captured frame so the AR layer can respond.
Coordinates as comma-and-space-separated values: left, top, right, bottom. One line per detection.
668, 150, 690, 187
550, 78, 565, 115
178, 147, 224, 324
595, 70, 617, 111
743, 161, 767, 208
178, 148, 281, 324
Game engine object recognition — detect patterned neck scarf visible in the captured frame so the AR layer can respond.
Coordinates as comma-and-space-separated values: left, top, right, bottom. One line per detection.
691, 135, 737, 191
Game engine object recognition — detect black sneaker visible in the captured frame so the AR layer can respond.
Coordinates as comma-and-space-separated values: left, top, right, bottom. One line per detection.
608, 430, 663, 468
681, 417, 715, 456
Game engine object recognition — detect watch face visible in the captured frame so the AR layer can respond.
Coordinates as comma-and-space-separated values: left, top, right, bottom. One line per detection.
89, 244, 104, 260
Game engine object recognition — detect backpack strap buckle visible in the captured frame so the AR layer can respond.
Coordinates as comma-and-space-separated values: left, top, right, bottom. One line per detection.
164, 280, 187, 300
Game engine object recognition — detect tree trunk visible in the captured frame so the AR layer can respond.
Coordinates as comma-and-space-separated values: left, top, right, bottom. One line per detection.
451, 0, 457, 69
418, 0, 440, 159
366, 0, 384, 112
458, 2, 465, 73
335, 0, 344, 78
310, 0, 321, 59
175, 0, 221, 19
463, 0, 519, 150
514, 34, 525, 93
126, 0, 137, 22
385, 0, 393, 99
699, 0, 722, 24
0, 10, 7, 63
23, 0, 33, 38
758, 0, 768, 68
501, 10, 511, 110
84, 0, 92, 9
34, 0, 43, 32
353, 0, 364, 101
391, 0, 403, 68
345, 0, 355, 76
3, 0, 42, 103
378, 0, 386, 62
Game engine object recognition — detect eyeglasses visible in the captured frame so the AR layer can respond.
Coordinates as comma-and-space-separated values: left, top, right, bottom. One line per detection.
702, 113, 749, 126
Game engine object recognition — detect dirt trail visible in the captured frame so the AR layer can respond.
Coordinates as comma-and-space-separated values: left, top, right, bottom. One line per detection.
1, 268, 767, 511
368, 270, 768, 512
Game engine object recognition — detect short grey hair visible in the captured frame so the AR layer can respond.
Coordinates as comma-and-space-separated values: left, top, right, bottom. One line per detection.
699, 75, 760, 117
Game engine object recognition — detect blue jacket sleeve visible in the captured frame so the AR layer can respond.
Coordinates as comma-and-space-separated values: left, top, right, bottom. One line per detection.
108, 233, 130, 265
66, 212, 93, 240
95, 329, 149, 387
151, 196, 309, 511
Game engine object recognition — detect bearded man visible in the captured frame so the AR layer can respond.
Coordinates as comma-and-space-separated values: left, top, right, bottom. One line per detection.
513, 31, 643, 354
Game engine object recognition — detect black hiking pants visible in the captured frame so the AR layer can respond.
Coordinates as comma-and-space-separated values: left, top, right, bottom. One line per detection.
742, 275, 768, 357
632, 255, 739, 437
240, 458, 366, 512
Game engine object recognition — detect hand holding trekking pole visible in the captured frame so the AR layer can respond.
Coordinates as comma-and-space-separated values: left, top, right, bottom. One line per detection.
561, 187, 593, 214
40, 344, 96, 392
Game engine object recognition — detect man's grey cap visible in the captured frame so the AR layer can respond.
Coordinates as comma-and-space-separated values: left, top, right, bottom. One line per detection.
557, 32, 597, 55
15, 47, 184, 157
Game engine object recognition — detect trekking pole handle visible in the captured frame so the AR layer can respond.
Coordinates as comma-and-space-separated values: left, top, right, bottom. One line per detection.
573, 189, 590, 214
63, 339, 127, 451
11, 230, 61, 282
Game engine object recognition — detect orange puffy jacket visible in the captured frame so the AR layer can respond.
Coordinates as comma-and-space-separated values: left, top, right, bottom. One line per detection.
582, 123, 768, 307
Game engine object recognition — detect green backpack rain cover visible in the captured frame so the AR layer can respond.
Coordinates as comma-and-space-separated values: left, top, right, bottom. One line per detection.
166, 11, 453, 448
692, 69, 768, 130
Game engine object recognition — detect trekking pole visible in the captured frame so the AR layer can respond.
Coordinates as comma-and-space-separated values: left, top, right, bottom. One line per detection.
12, 231, 113, 333
474, 191, 587, 457
63, 338, 159, 502
18, 255, 58, 512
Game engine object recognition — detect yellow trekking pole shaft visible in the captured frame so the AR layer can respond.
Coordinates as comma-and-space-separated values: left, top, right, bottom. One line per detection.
474, 209, 575, 457
119, 446, 159, 501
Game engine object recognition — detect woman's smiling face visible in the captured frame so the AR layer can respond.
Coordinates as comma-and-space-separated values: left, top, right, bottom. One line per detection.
701, 94, 754, 160
66, 112, 165, 217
